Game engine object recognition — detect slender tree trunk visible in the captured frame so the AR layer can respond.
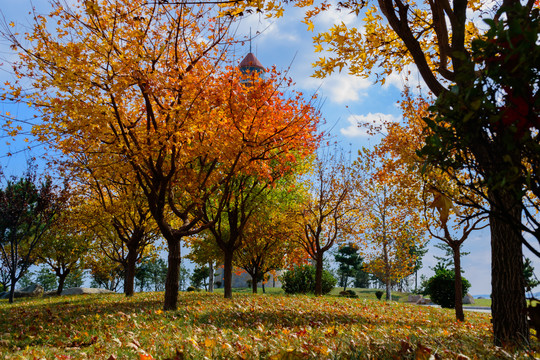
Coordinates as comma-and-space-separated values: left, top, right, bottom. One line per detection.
125, 246, 138, 297
314, 252, 324, 296
208, 262, 214, 293
223, 249, 234, 299
490, 190, 528, 346
452, 245, 465, 322
252, 269, 258, 294
164, 239, 181, 310
8, 245, 16, 303
383, 242, 391, 301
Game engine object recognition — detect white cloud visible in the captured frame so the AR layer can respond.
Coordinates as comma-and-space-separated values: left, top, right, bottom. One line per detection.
340, 112, 400, 138
301, 71, 372, 104
314, 5, 357, 28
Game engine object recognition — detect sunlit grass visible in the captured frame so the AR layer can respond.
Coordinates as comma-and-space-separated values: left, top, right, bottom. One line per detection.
0, 291, 536, 359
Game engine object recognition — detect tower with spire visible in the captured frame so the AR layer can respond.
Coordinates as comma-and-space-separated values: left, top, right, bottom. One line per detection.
238, 30, 265, 84
238, 51, 265, 85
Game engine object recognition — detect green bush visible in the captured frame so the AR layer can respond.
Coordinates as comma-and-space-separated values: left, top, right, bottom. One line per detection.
281, 265, 336, 295
422, 266, 471, 309
339, 289, 358, 298
375, 290, 384, 300
186, 286, 198, 292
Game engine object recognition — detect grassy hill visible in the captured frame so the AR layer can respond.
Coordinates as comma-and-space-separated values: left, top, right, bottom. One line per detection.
0, 291, 534, 359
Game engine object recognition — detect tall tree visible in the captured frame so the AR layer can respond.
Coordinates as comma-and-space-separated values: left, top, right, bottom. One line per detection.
0, 165, 62, 303
294, 151, 357, 296
355, 148, 426, 301
235, 179, 301, 294
3, 0, 319, 309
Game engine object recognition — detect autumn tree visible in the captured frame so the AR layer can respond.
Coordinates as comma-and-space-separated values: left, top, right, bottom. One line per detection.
3, 0, 319, 309
201, 175, 274, 299
376, 90, 487, 320
425, 189, 488, 321
185, 232, 222, 293
0, 165, 63, 303
234, 179, 302, 294
355, 148, 426, 301
36, 203, 90, 295
294, 151, 356, 296
80, 170, 161, 297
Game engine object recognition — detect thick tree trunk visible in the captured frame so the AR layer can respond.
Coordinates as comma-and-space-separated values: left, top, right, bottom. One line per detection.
452, 245, 465, 322
490, 190, 528, 346
208, 262, 214, 293
314, 253, 324, 296
223, 249, 234, 299
125, 246, 138, 297
164, 239, 181, 310
56, 269, 70, 296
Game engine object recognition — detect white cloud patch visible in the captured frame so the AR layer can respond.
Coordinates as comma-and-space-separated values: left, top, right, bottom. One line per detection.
301, 71, 372, 104
340, 112, 400, 138
314, 6, 357, 28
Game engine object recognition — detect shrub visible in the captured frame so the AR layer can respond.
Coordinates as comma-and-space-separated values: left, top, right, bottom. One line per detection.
375, 290, 384, 300
281, 265, 336, 295
186, 286, 197, 292
339, 289, 358, 298
422, 267, 471, 309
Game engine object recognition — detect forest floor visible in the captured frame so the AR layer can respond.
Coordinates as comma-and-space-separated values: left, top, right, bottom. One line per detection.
0, 291, 536, 359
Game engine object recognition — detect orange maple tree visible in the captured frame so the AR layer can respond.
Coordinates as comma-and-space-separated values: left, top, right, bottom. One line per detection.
3, 0, 319, 309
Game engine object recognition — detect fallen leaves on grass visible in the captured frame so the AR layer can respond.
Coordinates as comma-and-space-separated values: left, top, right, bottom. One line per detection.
0, 292, 536, 359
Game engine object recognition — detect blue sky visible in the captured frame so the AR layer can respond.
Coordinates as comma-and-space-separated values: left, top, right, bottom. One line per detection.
1, 1, 538, 295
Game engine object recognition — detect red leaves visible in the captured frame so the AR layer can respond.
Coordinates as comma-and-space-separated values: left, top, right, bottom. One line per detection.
498, 88, 539, 139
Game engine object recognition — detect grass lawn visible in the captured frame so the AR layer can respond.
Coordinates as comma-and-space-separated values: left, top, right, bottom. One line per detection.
1, 291, 537, 359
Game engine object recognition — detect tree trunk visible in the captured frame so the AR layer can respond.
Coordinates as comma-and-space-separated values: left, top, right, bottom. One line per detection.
56, 269, 70, 296
490, 190, 529, 346
223, 249, 234, 299
125, 246, 138, 297
383, 242, 391, 301
8, 277, 15, 304
252, 269, 258, 294
452, 244, 465, 322
314, 253, 324, 296
164, 239, 181, 310
208, 262, 214, 293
